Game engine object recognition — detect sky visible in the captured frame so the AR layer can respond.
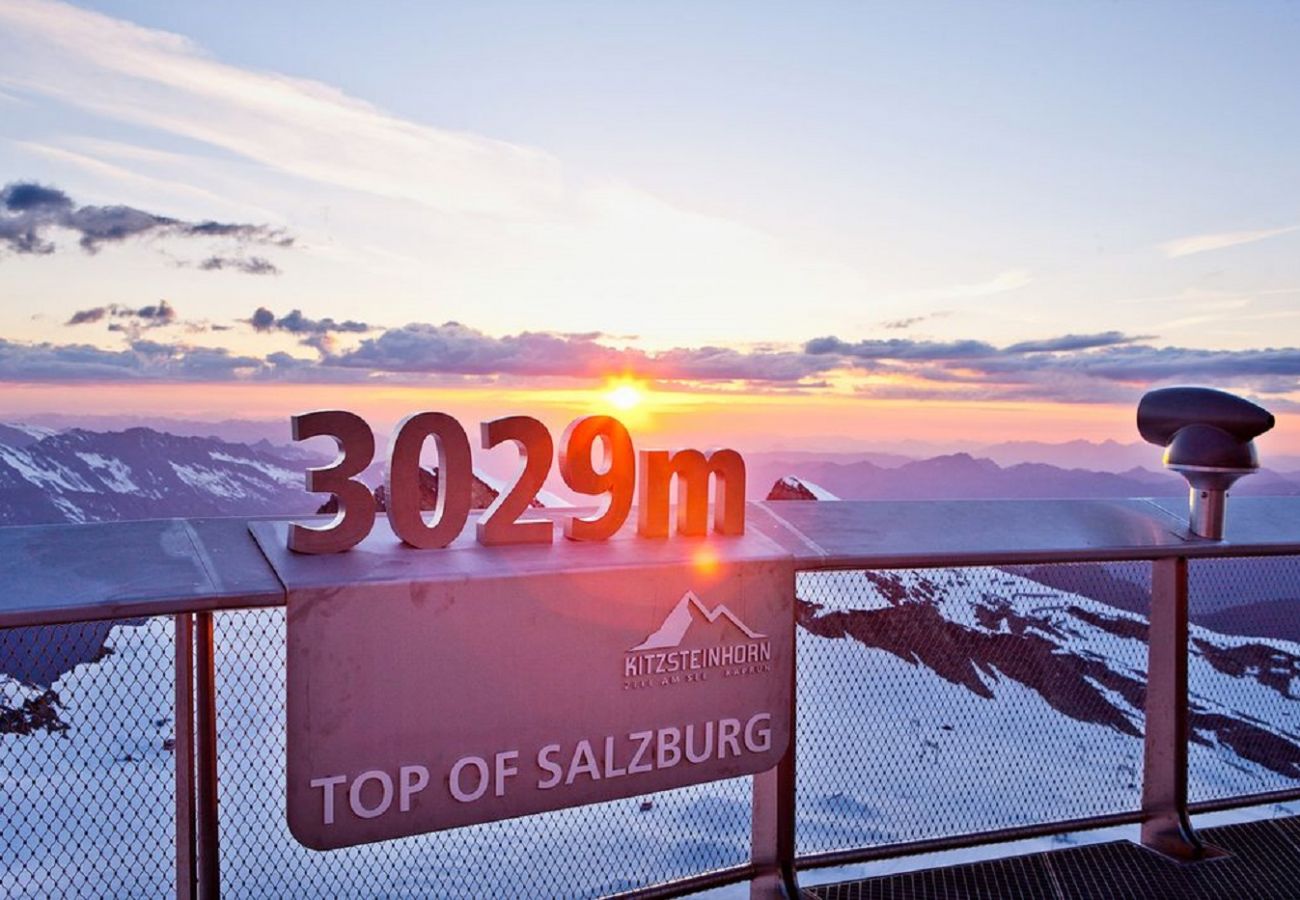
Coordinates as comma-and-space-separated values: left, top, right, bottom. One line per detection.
1, 0, 1299, 453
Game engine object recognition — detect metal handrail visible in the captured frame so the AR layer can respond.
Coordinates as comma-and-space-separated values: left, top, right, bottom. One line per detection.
4, 497, 1300, 898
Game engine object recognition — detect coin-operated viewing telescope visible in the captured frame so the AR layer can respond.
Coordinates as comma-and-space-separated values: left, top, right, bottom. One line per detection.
1137, 386, 1275, 539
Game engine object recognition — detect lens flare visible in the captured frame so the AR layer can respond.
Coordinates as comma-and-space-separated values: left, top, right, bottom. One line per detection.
693, 547, 719, 575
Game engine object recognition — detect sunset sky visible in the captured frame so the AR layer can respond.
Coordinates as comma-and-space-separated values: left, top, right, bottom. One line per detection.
1, 0, 1299, 453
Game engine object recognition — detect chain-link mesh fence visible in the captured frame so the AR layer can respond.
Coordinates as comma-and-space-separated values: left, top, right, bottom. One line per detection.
1186, 556, 1300, 804
7, 556, 1300, 896
1, 617, 175, 899
213, 608, 753, 898
794, 563, 1153, 856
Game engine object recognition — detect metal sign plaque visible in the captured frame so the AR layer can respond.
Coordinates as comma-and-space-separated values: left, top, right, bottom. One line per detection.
252, 519, 794, 850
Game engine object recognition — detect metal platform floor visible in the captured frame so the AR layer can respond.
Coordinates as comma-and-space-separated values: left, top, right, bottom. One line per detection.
806, 815, 1300, 899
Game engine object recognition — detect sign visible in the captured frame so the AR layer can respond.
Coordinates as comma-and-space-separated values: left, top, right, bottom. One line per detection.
287, 410, 747, 553
252, 518, 794, 850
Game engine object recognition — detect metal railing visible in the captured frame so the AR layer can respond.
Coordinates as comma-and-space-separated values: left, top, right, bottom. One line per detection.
4, 498, 1300, 897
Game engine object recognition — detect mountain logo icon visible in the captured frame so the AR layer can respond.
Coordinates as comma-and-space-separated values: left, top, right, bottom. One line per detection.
630, 591, 766, 652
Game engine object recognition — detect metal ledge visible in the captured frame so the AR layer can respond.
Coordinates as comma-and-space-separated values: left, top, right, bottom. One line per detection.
0, 517, 282, 627
4, 497, 1300, 628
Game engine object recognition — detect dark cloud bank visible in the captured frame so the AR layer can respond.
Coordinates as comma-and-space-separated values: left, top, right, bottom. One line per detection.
2, 309, 1297, 405
0, 181, 290, 272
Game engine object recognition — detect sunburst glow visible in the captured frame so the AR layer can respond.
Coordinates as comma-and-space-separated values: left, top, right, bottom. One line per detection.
605, 381, 645, 411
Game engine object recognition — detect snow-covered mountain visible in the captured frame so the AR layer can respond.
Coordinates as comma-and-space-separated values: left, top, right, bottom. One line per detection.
795, 568, 1300, 841
0, 422, 567, 527
0, 422, 56, 450
767, 475, 840, 501
0, 426, 316, 525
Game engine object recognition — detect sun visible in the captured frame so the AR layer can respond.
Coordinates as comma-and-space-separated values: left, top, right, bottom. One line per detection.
605, 380, 645, 411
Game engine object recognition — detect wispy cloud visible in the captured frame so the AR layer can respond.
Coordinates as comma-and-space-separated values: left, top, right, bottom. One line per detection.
196, 256, 278, 275
877, 311, 957, 333
0, 0, 862, 340
890, 269, 1032, 303
881, 316, 928, 330
0, 0, 559, 218
1160, 225, 1298, 258
946, 268, 1033, 298
12, 139, 247, 213
1003, 332, 1145, 353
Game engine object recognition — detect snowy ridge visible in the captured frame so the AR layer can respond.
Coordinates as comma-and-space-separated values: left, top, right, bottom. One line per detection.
0, 425, 319, 525
799, 568, 1300, 782
74, 452, 140, 493
768, 475, 841, 501
208, 451, 300, 488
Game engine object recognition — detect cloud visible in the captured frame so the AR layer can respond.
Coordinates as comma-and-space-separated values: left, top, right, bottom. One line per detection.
1043, 345, 1300, 384
638, 346, 830, 382
248, 307, 370, 335
946, 268, 1032, 298
1160, 225, 1298, 258
805, 336, 998, 361
134, 300, 175, 323
2, 181, 71, 213
801, 329, 1300, 402
0, 335, 286, 382
329, 322, 834, 383
65, 300, 176, 328
806, 331, 1151, 364
197, 255, 278, 275
0, 323, 837, 385
1003, 331, 1145, 353
66, 306, 107, 326
881, 316, 927, 330
0, 179, 292, 259
0, 337, 141, 380
890, 269, 1032, 303
332, 323, 627, 377
0, 2, 558, 218
127, 339, 265, 377
3, 315, 1300, 405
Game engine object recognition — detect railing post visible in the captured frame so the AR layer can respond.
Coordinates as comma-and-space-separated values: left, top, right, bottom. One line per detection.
1140, 556, 1218, 860
195, 611, 221, 898
175, 614, 197, 900
750, 647, 801, 898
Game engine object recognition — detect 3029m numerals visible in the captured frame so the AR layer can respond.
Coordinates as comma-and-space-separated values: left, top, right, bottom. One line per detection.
288, 411, 745, 554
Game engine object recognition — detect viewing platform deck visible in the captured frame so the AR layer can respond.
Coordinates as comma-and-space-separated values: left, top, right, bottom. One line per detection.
811, 812, 1300, 900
